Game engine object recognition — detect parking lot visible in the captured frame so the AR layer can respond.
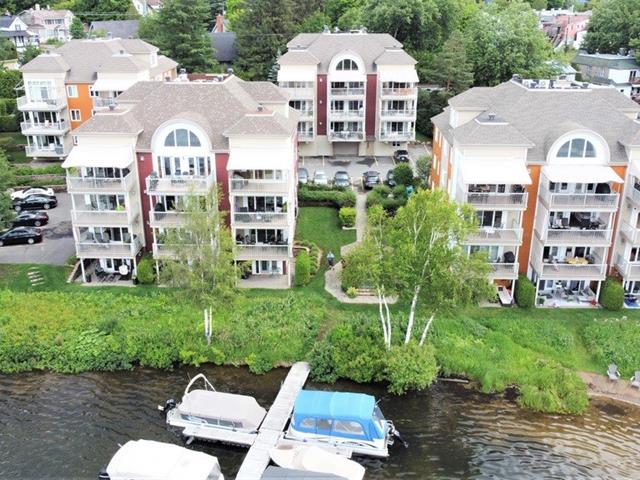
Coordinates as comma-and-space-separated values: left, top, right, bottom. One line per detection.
0, 192, 75, 265
299, 156, 397, 188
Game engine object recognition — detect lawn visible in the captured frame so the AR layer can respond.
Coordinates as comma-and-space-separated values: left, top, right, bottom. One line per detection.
296, 206, 356, 263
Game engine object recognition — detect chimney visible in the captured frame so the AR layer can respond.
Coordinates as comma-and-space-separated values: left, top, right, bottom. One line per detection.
488, 113, 496, 121
214, 14, 225, 33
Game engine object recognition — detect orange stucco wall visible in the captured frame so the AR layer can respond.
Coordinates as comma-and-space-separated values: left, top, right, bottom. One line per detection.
607, 165, 628, 272
518, 164, 542, 275
431, 126, 442, 187
66, 83, 94, 130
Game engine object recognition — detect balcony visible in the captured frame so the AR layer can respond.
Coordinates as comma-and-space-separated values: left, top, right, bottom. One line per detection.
489, 262, 519, 280
329, 109, 364, 118
25, 144, 68, 157
232, 212, 289, 226
539, 184, 619, 210
280, 86, 314, 98
543, 227, 612, 246
461, 189, 528, 209
298, 110, 314, 118
152, 243, 182, 260
467, 227, 523, 245
17, 95, 66, 111
615, 256, 640, 280
379, 131, 414, 142
534, 253, 606, 279
20, 120, 69, 135
380, 109, 416, 118
230, 178, 289, 194
329, 131, 364, 142
298, 131, 314, 141
149, 210, 187, 228
146, 175, 214, 195
76, 238, 142, 258
621, 221, 640, 244
92, 97, 117, 109
236, 244, 291, 260
72, 210, 134, 227
380, 87, 417, 97
330, 87, 365, 96
67, 173, 135, 194
626, 184, 640, 207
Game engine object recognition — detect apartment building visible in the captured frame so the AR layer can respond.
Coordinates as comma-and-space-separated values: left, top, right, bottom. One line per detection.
18, 38, 177, 159
62, 74, 299, 288
431, 76, 640, 307
277, 28, 418, 157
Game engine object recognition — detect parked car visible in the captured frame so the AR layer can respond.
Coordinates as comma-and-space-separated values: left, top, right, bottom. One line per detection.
386, 170, 396, 187
393, 149, 410, 163
13, 194, 58, 212
10, 187, 55, 200
12, 211, 49, 227
333, 170, 351, 188
298, 167, 309, 185
313, 170, 329, 186
0, 227, 43, 246
362, 171, 381, 189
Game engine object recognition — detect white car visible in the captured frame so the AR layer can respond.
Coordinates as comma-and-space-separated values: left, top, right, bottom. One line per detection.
313, 170, 329, 186
10, 187, 55, 200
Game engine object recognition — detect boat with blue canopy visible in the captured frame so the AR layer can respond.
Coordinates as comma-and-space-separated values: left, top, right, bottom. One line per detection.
284, 390, 404, 458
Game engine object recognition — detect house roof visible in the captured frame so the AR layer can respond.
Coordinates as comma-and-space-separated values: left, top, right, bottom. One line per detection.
89, 20, 140, 39
76, 76, 297, 150
0, 15, 16, 29
433, 80, 640, 163
210, 31, 237, 63
574, 52, 640, 70
280, 32, 415, 73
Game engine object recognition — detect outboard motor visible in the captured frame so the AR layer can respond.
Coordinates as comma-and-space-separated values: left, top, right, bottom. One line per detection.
158, 398, 177, 416
388, 421, 409, 448
97, 467, 110, 479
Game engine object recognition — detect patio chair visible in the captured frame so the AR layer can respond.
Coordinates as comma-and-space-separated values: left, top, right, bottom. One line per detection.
607, 364, 621, 381
630, 372, 640, 389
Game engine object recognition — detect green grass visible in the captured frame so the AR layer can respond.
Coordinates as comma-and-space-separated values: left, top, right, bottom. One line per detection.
296, 207, 356, 264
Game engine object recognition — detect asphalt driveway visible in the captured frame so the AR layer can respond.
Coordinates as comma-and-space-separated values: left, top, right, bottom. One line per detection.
299, 155, 396, 188
0, 192, 75, 265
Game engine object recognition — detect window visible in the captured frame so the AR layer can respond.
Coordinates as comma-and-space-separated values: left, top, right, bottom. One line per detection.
333, 420, 365, 436
557, 138, 596, 158
336, 58, 358, 71
164, 128, 202, 147
70, 109, 81, 121
300, 417, 316, 429
66, 85, 78, 98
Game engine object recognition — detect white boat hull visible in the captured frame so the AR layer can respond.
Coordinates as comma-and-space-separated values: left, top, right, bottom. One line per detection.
284, 428, 390, 458
270, 444, 365, 480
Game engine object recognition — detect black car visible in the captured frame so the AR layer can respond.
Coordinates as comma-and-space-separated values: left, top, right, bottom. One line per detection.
13, 194, 57, 212
362, 170, 381, 189
393, 149, 410, 163
386, 170, 396, 187
333, 170, 351, 188
0, 227, 43, 246
12, 211, 49, 227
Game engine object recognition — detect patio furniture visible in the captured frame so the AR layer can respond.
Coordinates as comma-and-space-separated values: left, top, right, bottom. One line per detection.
607, 364, 621, 381
630, 372, 640, 389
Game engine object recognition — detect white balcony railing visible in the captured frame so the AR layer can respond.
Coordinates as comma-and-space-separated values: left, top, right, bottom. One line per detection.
25, 144, 67, 157
539, 184, 619, 210
72, 210, 132, 226
460, 188, 529, 209
381, 87, 417, 97
67, 173, 135, 193
92, 97, 117, 109
621, 221, 640, 244
330, 109, 364, 118
298, 110, 314, 118
280, 86, 314, 98
379, 131, 414, 141
544, 227, 612, 245
20, 120, 69, 134
233, 212, 289, 225
76, 237, 142, 258
298, 131, 314, 141
489, 262, 519, 279
146, 175, 214, 195
329, 131, 364, 141
614, 255, 640, 280
230, 178, 289, 194
467, 227, 523, 245
330, 87, 365, 96
236, 244, 291, 260
149, 210, 187, 227
17, 95, 66, 111
626, 185, 640, 206
380, 109, 416, 117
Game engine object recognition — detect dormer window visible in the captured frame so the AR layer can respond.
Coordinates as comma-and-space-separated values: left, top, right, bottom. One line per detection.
336, 59, 358, 71
557, 138, 596, 158
164, 128, 202, 147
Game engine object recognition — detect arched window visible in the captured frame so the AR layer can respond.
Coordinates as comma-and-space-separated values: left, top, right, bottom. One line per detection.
557, 138, 596, 158
164, 128, 202, 147
336, 59, 358, 71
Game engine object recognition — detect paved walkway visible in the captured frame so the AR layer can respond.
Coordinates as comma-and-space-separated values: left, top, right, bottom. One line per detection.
578, 371, 640, 408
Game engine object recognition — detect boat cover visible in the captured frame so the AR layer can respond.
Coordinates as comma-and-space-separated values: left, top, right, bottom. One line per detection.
106, 439, 223, 480
293, 390, 375, 423
179, 390, 266, 429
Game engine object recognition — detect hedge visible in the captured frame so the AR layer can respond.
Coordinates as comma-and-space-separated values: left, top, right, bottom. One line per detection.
136, 257, 156, 284
298, 185, 356, 208
338, 207, 356, 227
295, 251, 311, 286
13, 165, 65, 176
366, 185, 408, 212
514, 274, 536, 308
599, 278, 624, 311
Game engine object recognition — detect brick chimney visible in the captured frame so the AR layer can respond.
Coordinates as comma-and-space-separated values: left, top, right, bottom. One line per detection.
214, 14, 225, 33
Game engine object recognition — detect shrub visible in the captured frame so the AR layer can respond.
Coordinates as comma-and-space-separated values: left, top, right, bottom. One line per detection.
385, 342, 439, 394
393, 163, 413, 186
298, 185, 356, 208
599, 278, 624, 311
136, 257, 156, 284
295, 251, 311, 286
514, 275, 535, 308
66, 255, 78, 266
338, 207, 356, 227
346, 286, 358, 298
366, 184, 407, 213
296, 240, 320, 275
12, 165, 65, 176
415, 155, 431, 186
245, 353, 273, 374
0, 115, 17, 132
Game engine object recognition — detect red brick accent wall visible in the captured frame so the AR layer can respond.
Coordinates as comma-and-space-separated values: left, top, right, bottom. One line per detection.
365, 74, 377, 137
215, 152, 230, 226
136, 151, 154, 251
317, 74, 327, 135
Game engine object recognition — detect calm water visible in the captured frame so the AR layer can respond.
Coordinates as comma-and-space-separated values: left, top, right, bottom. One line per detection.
0, 366, 639, 479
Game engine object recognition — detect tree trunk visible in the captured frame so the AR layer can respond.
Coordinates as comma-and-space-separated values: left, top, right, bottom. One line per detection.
377, 289, 390, 348
404, 285, 421, 344
382, 293, 392, 349
419, 314, 435, 346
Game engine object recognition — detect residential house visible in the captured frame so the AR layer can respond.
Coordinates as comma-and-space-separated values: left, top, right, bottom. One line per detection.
62, 74, 299, 288
19, 5, 75, 44
18, 37, 177, 159
131, 0, 163, 16
431, 76, 640, 307
538, 9, 590, 50
277, 28, 418, 157
0, 13, 37, 53
89, 20, 140, 40
210, 14, 237, 66
574, 51, 640, 100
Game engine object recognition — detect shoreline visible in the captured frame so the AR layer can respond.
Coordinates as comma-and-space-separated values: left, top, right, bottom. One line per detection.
578, 371, 640, 409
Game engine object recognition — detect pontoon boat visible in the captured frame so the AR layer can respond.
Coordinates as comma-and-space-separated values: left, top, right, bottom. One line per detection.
270, 444, 365, 480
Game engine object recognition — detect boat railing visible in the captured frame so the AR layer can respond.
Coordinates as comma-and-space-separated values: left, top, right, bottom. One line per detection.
184, 373, 217, 395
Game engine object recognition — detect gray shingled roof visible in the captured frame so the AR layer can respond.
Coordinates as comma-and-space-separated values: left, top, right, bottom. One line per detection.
75, 76, 296, 150
210, 31, 237, 63
280, 32, 414, 73
375, 49, 417, 66
89, 20, 140, 39
574, 52, 640, 70
238, 81, 289, 102
0, 15, 16, 29
433, 80, 640, 163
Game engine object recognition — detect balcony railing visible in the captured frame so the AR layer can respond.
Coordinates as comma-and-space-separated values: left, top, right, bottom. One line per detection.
489, 262, 519, 279
20, 120, 68, 134
626, 185, 640, 207
467, 227, 523, 245
460, 188, 528, 209
330, 109, 364, 118
25, 144, 67, 157
232, 212, 289, 225
381, 87, 417, 97
72, 210, 132, 226
531, 238, 606, 279
76, 238, 142, 258
280, 86, 314, 98
539, 184, 619, 209
298, 131, 314, 141
298, 110, 314, 118
236, 244, 291, 260
146, 175, 214, 195
615, 255, 640, 280
380, 109, 416, 117
379, 131, 414, 141
621, 221, 640, 244
230, 178, 289, 194
92, 97, 117, 109
17, 95, 66, 111
330, 87, 365, 96
544, 227, 612, 245
67, 173, 135, 193
329, 131, 364, 141
149, 210, 187, 227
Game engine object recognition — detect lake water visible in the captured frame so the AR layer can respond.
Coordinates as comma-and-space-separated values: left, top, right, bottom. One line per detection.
0, 366, 638, 479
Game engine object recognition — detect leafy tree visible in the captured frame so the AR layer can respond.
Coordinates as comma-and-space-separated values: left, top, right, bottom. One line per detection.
325, 0, 366, 28
19, 45, 40, 66
69, 0, 137, 22
464, 1, 553, 85
393, 163, 413, 186
234, 0, 296, 80
583, 0, 640, 56
0, 149, 16, 229
415, 155, 431, 186
428, 31, 473, 93
632, 38, 640, 62
299, 10, 332, 33
70, 17, 85, 39
416, 89, 451, 138
138, 0, 217, 73
159, 189, 239, 307
0, 40, 17, 62
0, 69, 21, 98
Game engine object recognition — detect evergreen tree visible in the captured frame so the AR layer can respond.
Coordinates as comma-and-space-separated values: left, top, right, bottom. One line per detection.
70, 17, 85, 39
19, 45, 41, 66
139, 0, 217, 73
267, 49, 281, 83
0, 40, 17, 62
428, 31, 473, 93
234, 0, 296, 80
